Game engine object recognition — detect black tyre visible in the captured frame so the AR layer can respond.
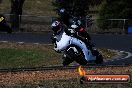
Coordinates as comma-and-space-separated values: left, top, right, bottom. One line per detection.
74, 46, 87, 65
62, 47, 76, 66
62, 54, 74, 66
75, 53, 87, 65
65, 45, 87, 65
93, 50, 103, 64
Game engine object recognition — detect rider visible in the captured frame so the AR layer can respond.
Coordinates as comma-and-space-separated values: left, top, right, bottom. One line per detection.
0, 14, 12, 33
58, 8, 94, 51
51, 20, 96, 66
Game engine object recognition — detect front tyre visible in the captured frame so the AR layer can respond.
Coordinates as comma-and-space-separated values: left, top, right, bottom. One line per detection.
62, 55, 74, 66
93, 50, 103, 64
65, 45, 87, 65
73, 46, 87, 65
75, 54, 87, 65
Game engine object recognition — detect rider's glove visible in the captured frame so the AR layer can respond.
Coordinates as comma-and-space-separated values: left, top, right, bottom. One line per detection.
54, 47, 61, 53
51, 35, 57, 44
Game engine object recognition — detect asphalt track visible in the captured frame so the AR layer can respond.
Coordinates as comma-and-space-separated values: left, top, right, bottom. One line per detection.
0, 32, 132, 65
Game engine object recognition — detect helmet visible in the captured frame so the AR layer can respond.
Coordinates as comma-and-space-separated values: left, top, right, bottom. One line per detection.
69, 17, 81, 29
51, 20, 62, 34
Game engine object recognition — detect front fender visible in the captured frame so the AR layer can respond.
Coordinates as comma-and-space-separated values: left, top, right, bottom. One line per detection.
64, 45, 81, 58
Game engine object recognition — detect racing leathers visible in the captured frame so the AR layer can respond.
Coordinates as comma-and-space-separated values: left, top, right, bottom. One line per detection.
51, 28, 96, 65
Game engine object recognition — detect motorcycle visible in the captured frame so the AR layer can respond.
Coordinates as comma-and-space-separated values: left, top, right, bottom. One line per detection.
51, 23, 103, 66
0, 14, 12, 33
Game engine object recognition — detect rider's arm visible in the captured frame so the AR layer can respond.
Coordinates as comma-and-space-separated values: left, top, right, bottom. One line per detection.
54, 32, 71, 52
51, 34, 57, 44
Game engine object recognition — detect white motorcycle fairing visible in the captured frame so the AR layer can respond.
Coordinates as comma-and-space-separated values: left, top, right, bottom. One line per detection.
54, 31, 96, 61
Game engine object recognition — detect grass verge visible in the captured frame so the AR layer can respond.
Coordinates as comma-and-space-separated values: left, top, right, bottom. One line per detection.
0, 0, 56, 16
0, 42, 116, 69
0, 42, 130, 87
0, 42, 61, 69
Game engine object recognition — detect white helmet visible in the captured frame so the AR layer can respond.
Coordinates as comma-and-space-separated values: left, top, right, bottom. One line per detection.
51, 20, 62, 34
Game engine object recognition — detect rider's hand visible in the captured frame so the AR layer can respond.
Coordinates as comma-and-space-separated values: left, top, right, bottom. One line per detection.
51, 36, 57, 43
54, 47, 61, 53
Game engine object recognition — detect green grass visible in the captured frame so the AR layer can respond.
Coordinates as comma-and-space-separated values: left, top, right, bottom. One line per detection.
0, 0, 57, 16
0, 0, 10, 13
0, 48, 46, 68
0, 43, 116, 68
0, 42, 129, 88
0, 42, 116, 69
0, 43, 61, 69
23, 0, 56, 16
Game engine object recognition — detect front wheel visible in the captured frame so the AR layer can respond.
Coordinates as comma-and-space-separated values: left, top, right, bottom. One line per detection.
93, 50, 103, 64
73, 46, 87, 65
64, 45, 87, 65
75, 54, 87, 65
